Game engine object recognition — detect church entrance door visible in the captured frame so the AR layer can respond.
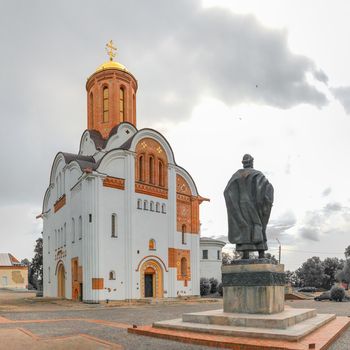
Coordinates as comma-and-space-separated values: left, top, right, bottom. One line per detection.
139, 259, 164, 298
57, 263, 66, 298
145, 273, 154, 297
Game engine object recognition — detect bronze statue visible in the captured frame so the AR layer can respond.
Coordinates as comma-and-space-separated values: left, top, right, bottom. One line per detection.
224, 154, 274, 259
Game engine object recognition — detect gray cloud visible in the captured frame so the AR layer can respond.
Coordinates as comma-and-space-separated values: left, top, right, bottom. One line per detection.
322, 187, 332, 197
267, 210, 297, 243
299, 202, 350, 241
299, 227, 320, 241
0, 0, 330, 207
324, 202, 342, 213
331, 86, 350, 114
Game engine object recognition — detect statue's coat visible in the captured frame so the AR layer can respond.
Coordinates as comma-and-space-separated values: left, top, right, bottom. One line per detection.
224, 168, 274, 251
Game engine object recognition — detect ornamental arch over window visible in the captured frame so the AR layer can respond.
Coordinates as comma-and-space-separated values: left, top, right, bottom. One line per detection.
156, 202, 160, 213
135, 138, 168, 188
143, 200, 148, 210
149, 239, 156, 250
150, 201, 154, 211
137, 199, 142, 209
109, 270, 116, 280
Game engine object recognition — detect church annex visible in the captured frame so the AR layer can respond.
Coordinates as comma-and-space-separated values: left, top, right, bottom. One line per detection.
41, 42, 207, 302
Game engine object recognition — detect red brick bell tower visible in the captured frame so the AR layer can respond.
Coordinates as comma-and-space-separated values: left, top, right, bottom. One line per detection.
86, 40, 138, 139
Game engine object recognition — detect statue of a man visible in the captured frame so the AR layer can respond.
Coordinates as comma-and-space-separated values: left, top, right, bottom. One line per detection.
224, 154, 274, 259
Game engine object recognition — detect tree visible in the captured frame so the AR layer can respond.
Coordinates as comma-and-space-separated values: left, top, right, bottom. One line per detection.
322, 257, 344, 290
285, 270, 302, 287
295, 256, 325, 288
21, 258, 30, 266
336, 260, 350, 285
345, 245, 350, 259
265, 252, 278, 264
222, 248, 240, 264
30, 237, 43, 290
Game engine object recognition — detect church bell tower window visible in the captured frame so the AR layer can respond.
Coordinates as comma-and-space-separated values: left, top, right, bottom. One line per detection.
90, 92, 94, 127
103, 86, 109, 122
120, 87, 125, 122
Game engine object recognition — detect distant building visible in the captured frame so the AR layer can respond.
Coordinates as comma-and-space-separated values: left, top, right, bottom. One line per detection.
200, 238, 226, 282
0, 253, 28, 289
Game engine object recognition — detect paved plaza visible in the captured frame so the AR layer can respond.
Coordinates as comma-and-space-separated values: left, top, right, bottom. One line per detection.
0, 290, 349, 349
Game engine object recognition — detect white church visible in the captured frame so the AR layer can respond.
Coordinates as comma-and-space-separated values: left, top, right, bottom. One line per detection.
40, 42, 208, 303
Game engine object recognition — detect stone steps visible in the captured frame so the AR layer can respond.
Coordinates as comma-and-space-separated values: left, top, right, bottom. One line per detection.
182, 308, 317, 329
154, 312, 336, 341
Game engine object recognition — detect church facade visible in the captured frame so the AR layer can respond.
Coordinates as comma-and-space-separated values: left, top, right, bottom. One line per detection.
41, 43, 207, 303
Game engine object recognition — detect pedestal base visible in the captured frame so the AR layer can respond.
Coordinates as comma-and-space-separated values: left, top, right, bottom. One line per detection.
153, 308, 335, 341
222, 262, 285, 314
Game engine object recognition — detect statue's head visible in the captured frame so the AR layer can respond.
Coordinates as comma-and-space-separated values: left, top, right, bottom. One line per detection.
242, 154, 254, 168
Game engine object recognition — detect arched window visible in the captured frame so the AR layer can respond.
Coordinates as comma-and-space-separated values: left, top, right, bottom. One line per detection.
137, 199, 142, 209
143, 200, 148, 210
58, 173, 62, 197
111, 213, 117, 237
48, 267, 51, 283
109, 270, 116, 280
103, 86, 109, 122
64, 223, 67, 246
90, 92, 94, 125
78, 216, 82, 240
139, 155, 144, 181
150, 201, 154, 212
182, 224, 186, 244
149, 239, 156, 250
158, 160, 164, 187
181, 257, 187, 277
156, 202, 160, 213
119, 87, 125, 121
71, 218, 75, 243
162, 204, 166, 214
149, 156, 154, 184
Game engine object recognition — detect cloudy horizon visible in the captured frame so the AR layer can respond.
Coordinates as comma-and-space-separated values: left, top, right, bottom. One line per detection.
1, 0, 349, 270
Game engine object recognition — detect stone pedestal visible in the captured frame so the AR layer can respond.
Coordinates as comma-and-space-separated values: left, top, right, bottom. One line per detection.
222, 261, 285, 314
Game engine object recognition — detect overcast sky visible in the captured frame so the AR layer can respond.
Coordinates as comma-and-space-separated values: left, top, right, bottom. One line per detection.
0, 0, 349, 270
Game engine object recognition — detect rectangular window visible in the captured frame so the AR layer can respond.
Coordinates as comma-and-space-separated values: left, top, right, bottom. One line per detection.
202, 250, 208, 259
217, 250, 221, 260
89, 214, 92, 223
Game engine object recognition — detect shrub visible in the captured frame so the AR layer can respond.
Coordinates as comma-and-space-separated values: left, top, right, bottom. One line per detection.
218, 282, 223, 296
200, 278, 211, 296
209, 278, 219, 294
330, 286, 345, 302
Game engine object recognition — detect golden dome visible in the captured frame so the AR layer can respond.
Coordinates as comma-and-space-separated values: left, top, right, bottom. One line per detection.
95, 60, 128, 73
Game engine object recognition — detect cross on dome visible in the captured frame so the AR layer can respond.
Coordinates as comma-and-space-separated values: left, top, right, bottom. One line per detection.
105, 40, 117, 61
